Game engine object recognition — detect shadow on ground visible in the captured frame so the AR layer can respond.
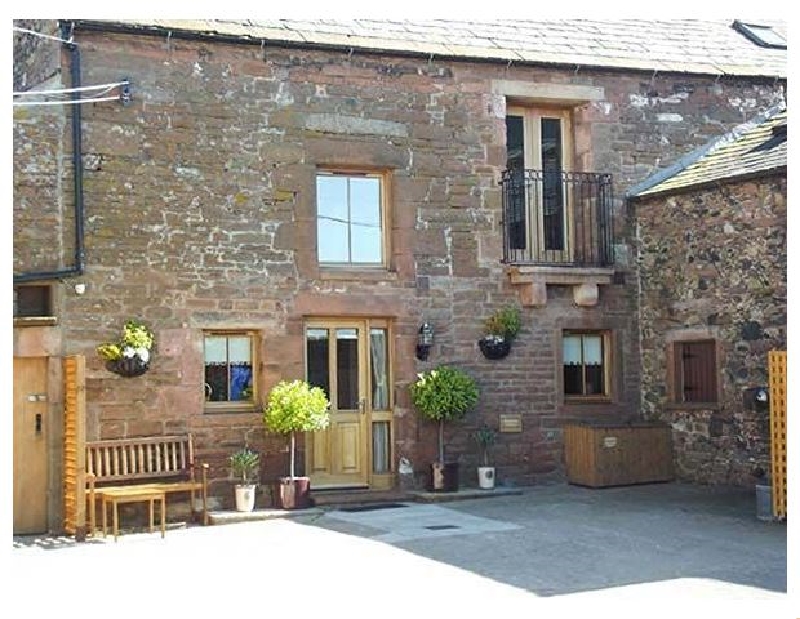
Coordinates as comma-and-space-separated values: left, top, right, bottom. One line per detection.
309, 482, 787, 598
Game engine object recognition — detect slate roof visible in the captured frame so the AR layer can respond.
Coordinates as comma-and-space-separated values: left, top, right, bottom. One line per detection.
627, 104, 787, 199
74, 19, 787, 78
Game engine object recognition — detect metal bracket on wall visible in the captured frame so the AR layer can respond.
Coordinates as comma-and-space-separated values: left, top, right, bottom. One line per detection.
120, 77, 131, 106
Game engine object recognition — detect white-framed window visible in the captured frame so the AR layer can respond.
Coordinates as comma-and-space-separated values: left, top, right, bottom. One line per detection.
316, 171, 386, 267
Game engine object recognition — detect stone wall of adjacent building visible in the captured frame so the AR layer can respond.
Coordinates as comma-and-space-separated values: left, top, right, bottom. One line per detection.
13, 20, 70, 276
636, 176, 787, 486
13, 24, 786, 508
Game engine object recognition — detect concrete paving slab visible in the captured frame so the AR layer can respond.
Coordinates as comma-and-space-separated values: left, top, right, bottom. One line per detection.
322, 502, 522, 542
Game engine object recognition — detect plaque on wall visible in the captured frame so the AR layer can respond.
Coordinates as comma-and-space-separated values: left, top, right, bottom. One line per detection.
499, 414, 522, 433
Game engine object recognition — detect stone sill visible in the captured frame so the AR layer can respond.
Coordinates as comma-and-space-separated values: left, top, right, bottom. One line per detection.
318, 268, 398, 282
564, 396, 613, 406
204, 405, 260, 415
663, 403, 723, 412
506, 265, 614, 307
14, 316, 58, 327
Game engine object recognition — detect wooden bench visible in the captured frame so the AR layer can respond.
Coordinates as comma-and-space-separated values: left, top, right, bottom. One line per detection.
86, 434, 209, 535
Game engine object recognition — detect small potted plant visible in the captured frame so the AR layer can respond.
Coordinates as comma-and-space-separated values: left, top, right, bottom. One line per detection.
478, 305, 521, 360
410, 366, 479, 492
230, 448, 260, 512
263, 379, 330, 509
96, 319, 155, 377
473, 424, 498, 489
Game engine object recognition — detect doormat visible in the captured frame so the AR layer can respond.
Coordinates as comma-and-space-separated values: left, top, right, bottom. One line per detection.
424, 524, 460, 530
337, 503, 408, 513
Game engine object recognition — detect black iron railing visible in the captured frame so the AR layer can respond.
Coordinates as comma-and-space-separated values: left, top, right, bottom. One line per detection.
501, 169, 614, 267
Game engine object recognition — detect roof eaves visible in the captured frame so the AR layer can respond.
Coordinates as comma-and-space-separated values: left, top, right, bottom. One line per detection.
630, 165, 786, 202
68, 19, 787, 80
625, 103, 787, 199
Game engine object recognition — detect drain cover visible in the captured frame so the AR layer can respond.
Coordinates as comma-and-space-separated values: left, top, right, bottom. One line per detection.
338, 503, 408, 513
424, 524, 460, 530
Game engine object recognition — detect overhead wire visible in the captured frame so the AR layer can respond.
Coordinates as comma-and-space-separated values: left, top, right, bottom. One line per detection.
13, 80, 128, 98
13, 95, 121, 107
13, 25, 75, 46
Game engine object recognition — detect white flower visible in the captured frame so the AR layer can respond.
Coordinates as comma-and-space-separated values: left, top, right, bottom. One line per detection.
122, 347, 136, 358
136, 348, 150, 363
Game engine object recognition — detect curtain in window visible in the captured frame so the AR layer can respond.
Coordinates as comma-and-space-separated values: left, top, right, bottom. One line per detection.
372, 422, 390, 474
370, 328, 388, 410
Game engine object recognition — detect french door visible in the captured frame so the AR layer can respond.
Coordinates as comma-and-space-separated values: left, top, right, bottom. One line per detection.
506, 105, 574, 263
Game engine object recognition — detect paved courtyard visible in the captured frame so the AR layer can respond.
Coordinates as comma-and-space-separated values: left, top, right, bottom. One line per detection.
10, 482, 791, 618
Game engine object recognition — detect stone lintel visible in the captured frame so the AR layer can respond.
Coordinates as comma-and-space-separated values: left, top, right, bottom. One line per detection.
492, 80, 605, 104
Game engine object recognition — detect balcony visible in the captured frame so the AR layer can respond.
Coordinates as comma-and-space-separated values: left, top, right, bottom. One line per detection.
500, 168, 616, 307
501, 168, 614, 267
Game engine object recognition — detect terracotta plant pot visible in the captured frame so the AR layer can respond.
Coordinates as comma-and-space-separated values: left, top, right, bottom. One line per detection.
429, 462, 459, 492
275, 477, 312, 509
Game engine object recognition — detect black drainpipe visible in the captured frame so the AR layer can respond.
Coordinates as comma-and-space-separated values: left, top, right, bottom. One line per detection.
14, 22, 86, 283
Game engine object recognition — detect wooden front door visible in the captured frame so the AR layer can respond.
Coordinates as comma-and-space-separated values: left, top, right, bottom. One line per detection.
13, 357, 49, 534
305, 320, 372, 488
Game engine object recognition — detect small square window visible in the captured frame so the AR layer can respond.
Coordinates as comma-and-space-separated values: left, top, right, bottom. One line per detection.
673, 340, 718, 404
563, 331, 610, 399
316, 172, 386, 267
204, 333, 256, 408
14, 285, 52, 317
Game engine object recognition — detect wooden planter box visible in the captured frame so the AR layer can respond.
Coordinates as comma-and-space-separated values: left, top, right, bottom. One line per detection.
564, 422, 674, 488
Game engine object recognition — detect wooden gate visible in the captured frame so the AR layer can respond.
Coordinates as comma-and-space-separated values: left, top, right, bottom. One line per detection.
63, 356, 86, 540
768, 351, 787, 520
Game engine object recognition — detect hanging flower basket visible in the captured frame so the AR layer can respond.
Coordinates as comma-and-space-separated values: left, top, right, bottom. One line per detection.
105, 355, 150, 378
478, 305, 521, 361
478, 335, 512, 360
97, 319, 155, 378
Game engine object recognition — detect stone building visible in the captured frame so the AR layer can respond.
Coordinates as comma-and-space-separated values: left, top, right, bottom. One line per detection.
13, 18, 786, 533
628, 105, 787, 486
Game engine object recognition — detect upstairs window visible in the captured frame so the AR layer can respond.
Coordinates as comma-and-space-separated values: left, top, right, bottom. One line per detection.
316, 171, 386, 267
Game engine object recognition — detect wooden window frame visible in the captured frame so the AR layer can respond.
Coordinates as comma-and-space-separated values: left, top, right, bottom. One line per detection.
203, 330, 258, 413
315, 168, 391, 270
562, 330, 612, 402
13, 284, 57, 326
671, 339, 719, 406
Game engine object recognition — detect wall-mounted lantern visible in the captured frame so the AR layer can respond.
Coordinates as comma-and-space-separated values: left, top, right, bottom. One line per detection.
416, 322, 435, 361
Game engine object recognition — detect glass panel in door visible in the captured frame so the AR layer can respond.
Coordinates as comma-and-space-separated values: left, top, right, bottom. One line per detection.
506, 115, 527, 251
541, 117, 565, 251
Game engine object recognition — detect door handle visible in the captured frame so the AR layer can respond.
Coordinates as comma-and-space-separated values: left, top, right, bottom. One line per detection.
35, 413, 42, 434
358, 397, 366, 414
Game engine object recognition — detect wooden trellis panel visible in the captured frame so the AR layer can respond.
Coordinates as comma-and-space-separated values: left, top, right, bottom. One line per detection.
63, 356, 86, 540
768, 351, 787, 520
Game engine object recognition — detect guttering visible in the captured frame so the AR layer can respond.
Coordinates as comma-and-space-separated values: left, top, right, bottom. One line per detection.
14, 22, 86, 283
